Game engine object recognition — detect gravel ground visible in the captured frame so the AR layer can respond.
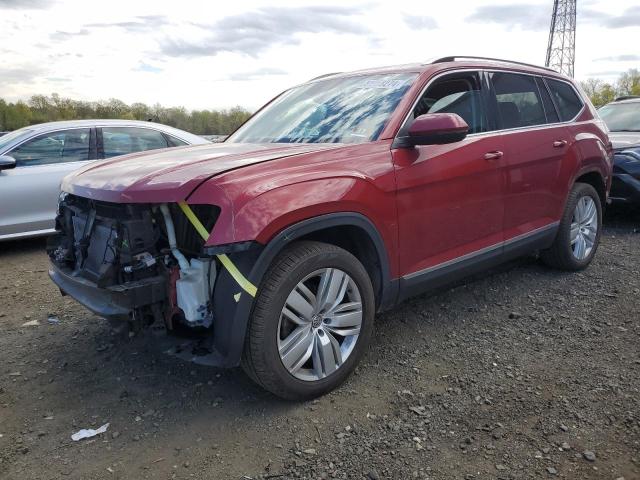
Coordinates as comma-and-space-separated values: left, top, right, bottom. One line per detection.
0, 208, 638, 480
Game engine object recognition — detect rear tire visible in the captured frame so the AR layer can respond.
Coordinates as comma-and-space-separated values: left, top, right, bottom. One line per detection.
241, 241, 375, 400
541, 182, 602, 271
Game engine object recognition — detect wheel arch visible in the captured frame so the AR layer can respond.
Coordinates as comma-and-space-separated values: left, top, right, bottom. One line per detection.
253, 212, 396, 311
574, 170, 607, 207
220, 212, 398, 368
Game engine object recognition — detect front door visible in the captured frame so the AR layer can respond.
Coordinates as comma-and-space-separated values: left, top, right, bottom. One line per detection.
0, 128, 95, 238
393, 70, 505, 290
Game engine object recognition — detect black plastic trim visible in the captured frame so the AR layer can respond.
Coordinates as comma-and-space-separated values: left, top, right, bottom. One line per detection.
398, 223, 559, 303
204, 240, 258, 255
49, 263, 166, 320
220, 212, 397, 367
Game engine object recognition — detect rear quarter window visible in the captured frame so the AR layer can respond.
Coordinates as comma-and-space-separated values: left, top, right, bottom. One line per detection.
545, 78, 583, 121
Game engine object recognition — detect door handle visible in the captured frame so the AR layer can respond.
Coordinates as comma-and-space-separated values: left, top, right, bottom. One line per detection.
553, 140, 568, 148
484, 151, 504, 161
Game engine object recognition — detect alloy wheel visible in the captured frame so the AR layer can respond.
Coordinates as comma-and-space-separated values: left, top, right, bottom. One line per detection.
570, 195, 598, 260
277, 268, 363, 382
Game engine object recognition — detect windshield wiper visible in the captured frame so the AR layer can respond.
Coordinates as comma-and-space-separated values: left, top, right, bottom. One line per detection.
611, 129, 640, 132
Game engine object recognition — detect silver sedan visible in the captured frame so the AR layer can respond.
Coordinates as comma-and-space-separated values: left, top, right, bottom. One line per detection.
0, 119, 208, 241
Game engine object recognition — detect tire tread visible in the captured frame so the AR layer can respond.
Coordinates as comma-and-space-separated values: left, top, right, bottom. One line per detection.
241, 241, 374, 400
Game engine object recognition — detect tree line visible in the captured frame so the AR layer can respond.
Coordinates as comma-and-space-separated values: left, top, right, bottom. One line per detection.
0, 94, 253, 134
1, 68, 638, 133
580, 69, 640, 107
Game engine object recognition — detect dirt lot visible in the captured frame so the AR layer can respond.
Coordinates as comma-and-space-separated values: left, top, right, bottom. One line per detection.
0, 208, 638, 480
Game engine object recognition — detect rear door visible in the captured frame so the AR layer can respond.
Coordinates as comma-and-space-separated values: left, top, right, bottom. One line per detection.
393, 70, 506, 291
0, 128, 95, 237
488, 71, 571, 240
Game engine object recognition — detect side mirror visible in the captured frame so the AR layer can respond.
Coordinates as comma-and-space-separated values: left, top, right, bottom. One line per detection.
393, 113, 469, 148
0, 155, 16, 171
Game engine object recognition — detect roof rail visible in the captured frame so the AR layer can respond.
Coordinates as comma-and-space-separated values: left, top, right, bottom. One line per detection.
308, 72, 343, 82
615, 95, 640, 102
431, 56, 557, 73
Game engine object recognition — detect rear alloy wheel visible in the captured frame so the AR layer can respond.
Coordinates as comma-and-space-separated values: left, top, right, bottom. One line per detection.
570, 195, 598, 261
542, 182, 602, 271
241, 241, 375, 400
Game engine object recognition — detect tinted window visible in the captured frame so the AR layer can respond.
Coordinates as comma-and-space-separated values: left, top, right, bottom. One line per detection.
546, 78, 583, 121
166, 135, 188, 147
409, 72, 488, 134
9, 129, 90, 166
491, 72, 546, 129
0, 127, 34, 150
102, 127, 168, 159
535, 77, 560, 123
228, 73, 417, 144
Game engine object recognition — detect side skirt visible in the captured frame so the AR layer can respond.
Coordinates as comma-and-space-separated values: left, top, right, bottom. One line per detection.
397, 223, 559, 303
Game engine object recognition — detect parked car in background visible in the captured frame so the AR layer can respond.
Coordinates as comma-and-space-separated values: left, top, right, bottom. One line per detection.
49, 57, 611, 399
599, 96, 640, 204
0, 120, 208, 240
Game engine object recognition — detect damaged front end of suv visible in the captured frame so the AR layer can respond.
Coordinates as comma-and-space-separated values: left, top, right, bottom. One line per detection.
47, 192, 259, 366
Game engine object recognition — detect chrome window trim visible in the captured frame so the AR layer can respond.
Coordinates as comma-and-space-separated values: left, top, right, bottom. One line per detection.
394, 67, 586, 143
98, 125, 189, 145
1, 124, 195, 160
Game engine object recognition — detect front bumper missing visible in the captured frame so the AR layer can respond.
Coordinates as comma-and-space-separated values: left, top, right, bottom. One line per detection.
49, 263, 166, 320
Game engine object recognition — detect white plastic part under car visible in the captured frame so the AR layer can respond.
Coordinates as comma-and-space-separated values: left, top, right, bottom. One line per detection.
176, 258, 215, 327
159, 204, 215, 327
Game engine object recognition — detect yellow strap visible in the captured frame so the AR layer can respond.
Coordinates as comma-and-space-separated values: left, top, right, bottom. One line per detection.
177, 202, 257, 297
216, 253, 257, 297
177, 201, 210, 240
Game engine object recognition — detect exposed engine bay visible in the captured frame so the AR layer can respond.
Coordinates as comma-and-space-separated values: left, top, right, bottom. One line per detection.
48, 193, 222, 333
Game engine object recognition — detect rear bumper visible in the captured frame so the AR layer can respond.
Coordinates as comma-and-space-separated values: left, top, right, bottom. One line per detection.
49, 263, 166, 320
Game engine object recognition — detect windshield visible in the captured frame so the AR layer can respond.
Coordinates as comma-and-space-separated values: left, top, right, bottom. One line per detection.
0, 127, 33, 151
228, 73, 418, 144
599, 102, 640, 132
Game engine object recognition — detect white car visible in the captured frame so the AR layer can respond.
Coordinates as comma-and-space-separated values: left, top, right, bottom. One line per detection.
0, 119, 208, 241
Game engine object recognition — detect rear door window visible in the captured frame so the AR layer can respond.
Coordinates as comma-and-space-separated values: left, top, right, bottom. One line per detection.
102, 127, 169, 159
545, 78, 583, 121
9, 129, 90, 167
490, 72, 546, 129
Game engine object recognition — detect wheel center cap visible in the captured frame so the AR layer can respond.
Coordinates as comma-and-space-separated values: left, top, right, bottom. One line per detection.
311, 314, 322, 328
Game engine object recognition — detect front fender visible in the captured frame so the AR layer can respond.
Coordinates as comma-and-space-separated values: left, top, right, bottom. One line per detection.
234, 177, 392, 244
189, 177, 398, 271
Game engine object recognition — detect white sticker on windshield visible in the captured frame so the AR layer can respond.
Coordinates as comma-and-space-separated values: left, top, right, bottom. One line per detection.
360, 78, 407, 89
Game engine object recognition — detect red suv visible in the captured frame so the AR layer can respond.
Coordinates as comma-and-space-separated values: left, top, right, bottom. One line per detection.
48, 56, 612, 399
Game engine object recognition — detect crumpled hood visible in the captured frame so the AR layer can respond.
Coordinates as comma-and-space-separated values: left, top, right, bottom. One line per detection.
609, 132, 640, 151
61, 142, 342, 203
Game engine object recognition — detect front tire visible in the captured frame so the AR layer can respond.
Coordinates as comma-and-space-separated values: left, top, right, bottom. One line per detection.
241, 241, 375, 400
542, 182, 602, 271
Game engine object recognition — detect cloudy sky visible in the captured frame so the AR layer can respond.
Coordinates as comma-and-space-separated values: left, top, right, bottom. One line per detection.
1, 0, 638, 110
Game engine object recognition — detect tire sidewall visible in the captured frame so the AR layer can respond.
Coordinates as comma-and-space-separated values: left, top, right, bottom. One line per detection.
558, 183, 602, 269
254, 247, 375, 399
